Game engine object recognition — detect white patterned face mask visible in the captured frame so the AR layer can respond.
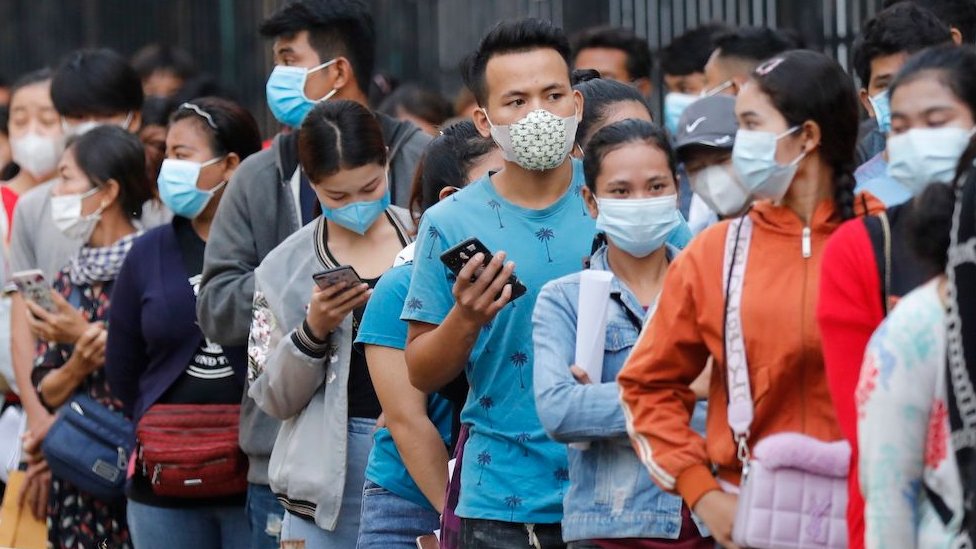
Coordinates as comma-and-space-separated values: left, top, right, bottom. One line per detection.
483, 108, 578, 171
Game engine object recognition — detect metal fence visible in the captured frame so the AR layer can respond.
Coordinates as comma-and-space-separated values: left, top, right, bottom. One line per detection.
0, 0, 884, 136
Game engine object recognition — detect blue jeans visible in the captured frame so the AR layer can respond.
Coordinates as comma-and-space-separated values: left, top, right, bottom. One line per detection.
246, 483, 286, 549
356, 480, 441, 548
278, 417, 375, 548
127, 499, 250, 549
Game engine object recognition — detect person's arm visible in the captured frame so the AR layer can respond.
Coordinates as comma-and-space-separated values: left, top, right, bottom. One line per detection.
248, 280, 369, 420
532, 281, 628, 442
197, 161, 267, 347
36, 324, 105, 409
104, 253, 149, 416
816, 221, 883, 447
366, 345, 448, 511
858, 314, 933, 549
617, 249, 713, 504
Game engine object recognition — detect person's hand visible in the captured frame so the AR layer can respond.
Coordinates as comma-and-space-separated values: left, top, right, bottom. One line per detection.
25, 410, 55, 444
19, 462, 50, 521
306, 282, 371, 341
73, 323, 107, 373
451, 252, 515, 328
693, 490, 741, 549
25, 291, 90, 344
570, 365, 593, 385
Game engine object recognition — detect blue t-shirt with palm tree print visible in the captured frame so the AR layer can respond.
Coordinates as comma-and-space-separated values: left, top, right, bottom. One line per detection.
402, 159, 595, 524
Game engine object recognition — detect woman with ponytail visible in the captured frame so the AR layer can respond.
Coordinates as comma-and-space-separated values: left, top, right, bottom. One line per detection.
818, 44, 976, 549
619, 49, 857, 548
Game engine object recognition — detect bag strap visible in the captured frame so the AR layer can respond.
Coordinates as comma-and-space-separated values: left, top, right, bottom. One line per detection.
723, 216, 755, 469
863, 212, 892, 316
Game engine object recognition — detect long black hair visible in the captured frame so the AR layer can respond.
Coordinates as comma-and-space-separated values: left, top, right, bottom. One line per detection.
582, 118, 676, 192
749, 50, 859, 219
298, 100, 387, 183
170, 98, 262, 161
573, 71, 651, 148
71, 125, 153, 219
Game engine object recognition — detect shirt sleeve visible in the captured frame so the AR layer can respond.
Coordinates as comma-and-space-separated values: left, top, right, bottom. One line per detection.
817, 220, 883, 447
104, 247, 150, 417
8, 193, 37, 275
401, 213, 454, 326
858, 309, 936, 549
356, 266, 410, 351
618, 248, 715, 507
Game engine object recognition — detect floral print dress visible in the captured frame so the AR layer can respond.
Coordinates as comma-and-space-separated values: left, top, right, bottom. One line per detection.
857, 279, 962, 549
32, 269, 130, 549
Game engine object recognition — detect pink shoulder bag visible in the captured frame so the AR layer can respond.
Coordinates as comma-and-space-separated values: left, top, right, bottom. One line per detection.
723, 216, 850, 549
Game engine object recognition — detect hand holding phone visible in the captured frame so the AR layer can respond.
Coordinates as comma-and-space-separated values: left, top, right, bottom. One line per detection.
11, 270, 56, 313
439, 239, 522, 328
306, 267, 371, 340
439, 238, 528, 302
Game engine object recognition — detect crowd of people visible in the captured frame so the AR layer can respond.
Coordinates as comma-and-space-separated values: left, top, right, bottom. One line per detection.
0, 0, 974, 548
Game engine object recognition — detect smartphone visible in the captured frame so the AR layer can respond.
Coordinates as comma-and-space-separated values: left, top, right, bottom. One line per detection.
439, 237, 527, 302
11, 270, 56, 313
312, 265, 363, 290
415, 534, 439, 549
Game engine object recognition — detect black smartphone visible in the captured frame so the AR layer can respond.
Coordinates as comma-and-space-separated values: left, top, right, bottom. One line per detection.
439, 237, 528, 302
312, 265, 363, 289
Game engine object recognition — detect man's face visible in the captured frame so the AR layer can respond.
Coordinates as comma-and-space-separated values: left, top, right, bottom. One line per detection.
272, 30, 333, 101
474, 48, 582, 133
574, 47, 631, 82
663, 72, 706, 96
859, 51, 908, 118
703, 50, 737, 96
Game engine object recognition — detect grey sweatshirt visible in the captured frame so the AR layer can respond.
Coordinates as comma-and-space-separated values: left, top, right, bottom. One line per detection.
197, 114, 427, 484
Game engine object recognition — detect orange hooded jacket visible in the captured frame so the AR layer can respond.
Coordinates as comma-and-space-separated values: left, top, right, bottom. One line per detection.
618, 198, 860, 509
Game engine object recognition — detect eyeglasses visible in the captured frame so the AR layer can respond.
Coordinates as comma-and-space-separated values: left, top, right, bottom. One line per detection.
178, 103, 218, 130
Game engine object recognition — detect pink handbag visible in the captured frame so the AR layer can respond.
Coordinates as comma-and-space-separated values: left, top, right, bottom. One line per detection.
723, 217, 850, 549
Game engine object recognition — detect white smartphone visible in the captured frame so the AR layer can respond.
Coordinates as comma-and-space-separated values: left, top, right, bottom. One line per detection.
11, 270, 56, 313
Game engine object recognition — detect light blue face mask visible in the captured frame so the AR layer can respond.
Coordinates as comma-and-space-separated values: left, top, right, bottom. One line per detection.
868, 90, 891, 134
266, 59, 337, 128
732, 127, 806, 202
322, 188, 391, 235
664, 92, 698, 135
596, 196, 681, 258
157, 157, 228, 219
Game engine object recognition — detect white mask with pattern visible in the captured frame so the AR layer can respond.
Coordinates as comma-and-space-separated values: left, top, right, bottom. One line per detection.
483, 108, 578, 171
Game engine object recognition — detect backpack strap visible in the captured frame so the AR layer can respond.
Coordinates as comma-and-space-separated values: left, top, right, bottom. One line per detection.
863, 211, 892, 316
723, 216, 755, 470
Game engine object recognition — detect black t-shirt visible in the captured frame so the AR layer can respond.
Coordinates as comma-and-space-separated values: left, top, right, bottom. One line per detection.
127, 217, 244, 508
347, 276, 382, 419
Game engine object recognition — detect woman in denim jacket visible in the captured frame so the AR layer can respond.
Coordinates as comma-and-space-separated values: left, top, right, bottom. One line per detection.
533, 119, 710, 548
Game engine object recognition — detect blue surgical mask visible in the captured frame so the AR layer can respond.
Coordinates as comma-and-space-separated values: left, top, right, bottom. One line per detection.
596, 196, 681, 258
732, 127, 806, 202
157, 157, 227, 219
322, 188, 391, 235
266, 60, 337, 128
887, 126, 975, 195
869, 90, 891, 134
664, 92, 698, 135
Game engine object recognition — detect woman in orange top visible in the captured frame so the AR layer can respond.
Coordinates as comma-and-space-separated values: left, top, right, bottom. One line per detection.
618, 50, 856, 549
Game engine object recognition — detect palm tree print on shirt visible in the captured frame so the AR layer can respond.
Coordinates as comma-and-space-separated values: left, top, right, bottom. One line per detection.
510, 351, 528, 389
504, 494, 523, 521
476, 450, 492, 486
573, 184, 588, 216
553, 467, 570, 497
536, 227, 555, 263
478, 395, 495, 427
488, 200, 504, 228
514, 432, 530, 456
425, 226, 440, 258
405, 297, 423, 312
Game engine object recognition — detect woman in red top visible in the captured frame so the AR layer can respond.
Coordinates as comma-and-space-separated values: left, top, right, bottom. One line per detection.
817, 44, 976, 549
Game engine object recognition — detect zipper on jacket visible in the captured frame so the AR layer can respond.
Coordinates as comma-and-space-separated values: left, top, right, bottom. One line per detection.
801, 226, 812, 258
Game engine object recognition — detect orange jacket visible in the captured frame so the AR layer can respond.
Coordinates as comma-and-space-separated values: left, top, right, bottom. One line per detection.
619, 199, 845, 509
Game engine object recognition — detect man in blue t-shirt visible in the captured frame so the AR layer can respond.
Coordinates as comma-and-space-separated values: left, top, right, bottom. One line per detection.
402, 18, 595, 548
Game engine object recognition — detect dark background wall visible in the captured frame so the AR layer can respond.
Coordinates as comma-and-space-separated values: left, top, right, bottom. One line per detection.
0, 0, 884, 136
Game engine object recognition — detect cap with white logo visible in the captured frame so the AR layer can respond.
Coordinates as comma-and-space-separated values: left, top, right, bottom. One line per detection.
674, 95, 738, 151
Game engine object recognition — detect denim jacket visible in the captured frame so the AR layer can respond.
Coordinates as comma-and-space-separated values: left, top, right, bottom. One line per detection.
533, 245, 708, 542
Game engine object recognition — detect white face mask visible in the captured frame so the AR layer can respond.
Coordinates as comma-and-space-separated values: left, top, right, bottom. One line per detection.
61, 112, 134, 139
887, 127, 975, 195
50, 186, 104, 241
11, 132, 63, 179
731, 127, 806, 203
483, 108, 578, 171
595, 195, 681, 258
690, 163, 752, 217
